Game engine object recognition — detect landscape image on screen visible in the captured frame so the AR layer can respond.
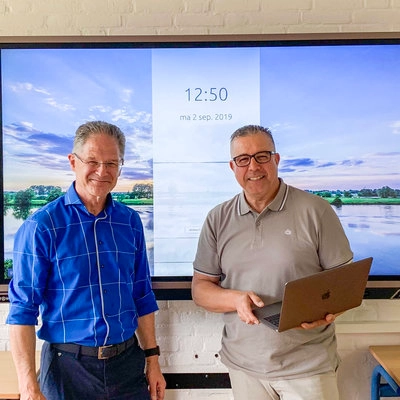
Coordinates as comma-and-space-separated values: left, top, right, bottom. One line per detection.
2, 42, 399, 281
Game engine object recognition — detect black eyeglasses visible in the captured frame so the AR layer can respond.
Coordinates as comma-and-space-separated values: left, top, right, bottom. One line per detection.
232, 151, 276, 167
73, 153, 124, 171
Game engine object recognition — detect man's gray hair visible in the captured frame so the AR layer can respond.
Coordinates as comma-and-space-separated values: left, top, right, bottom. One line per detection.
73, 121, 126, 157
230, 125, 275, 151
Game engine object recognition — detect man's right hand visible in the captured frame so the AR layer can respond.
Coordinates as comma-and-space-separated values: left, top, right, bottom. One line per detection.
234, 291, 264, 325
9, 325, 45, 400
19, 384, 46, 400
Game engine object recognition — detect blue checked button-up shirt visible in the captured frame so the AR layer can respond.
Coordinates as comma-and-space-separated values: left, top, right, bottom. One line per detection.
7, 183, 158, 346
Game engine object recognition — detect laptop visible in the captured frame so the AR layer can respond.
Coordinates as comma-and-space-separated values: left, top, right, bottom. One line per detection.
253, 257, 373, 332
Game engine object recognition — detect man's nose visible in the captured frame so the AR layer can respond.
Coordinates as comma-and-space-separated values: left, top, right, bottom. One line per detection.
95, 163, 109, 173
248, 156, 260, 168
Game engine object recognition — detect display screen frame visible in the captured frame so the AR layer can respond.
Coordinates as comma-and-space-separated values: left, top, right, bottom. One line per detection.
1, 32, 399, 299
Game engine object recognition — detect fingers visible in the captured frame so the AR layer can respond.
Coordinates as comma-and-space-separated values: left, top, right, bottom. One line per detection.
248, 292, 264, 308
300, 313, 336, 330
148, 374, 166, 400
150, 383, 165, 400
156, 384, 165, 400
235, 291, 264, 325
326, 313, 336, 323
238, 312, 258, 325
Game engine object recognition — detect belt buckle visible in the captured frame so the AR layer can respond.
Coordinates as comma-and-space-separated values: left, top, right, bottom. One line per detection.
98, 345, 113, 360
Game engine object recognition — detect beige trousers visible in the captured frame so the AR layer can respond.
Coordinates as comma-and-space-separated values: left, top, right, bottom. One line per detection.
228, 367, 340, 400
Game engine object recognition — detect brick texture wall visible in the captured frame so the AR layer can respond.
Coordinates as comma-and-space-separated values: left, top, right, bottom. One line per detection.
1, 0, 400, 36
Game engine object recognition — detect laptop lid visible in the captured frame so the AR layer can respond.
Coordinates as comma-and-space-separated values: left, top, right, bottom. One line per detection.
253, 257, 373, 332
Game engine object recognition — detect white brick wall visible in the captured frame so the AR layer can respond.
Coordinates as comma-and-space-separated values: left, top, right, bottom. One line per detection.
1, 0, 400, 36
2, 300, 400, 399
0, 304, 10, 351
1, 1, 400, 399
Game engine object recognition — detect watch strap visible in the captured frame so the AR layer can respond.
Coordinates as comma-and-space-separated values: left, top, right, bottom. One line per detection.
144, 345, 160, 357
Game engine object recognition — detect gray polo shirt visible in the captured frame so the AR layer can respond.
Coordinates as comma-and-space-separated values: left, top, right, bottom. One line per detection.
193, 179, 353, 380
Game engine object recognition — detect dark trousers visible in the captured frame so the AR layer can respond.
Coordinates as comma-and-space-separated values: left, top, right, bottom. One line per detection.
39, 340, 150, 400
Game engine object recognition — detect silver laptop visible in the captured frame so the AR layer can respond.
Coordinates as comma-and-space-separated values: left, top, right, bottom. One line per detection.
253, 257, 373, 332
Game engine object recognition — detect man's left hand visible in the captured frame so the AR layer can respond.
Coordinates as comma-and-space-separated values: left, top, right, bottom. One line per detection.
299, 312, 342, 330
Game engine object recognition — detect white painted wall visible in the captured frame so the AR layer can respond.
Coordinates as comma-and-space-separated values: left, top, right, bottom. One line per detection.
1, 1, 400, 398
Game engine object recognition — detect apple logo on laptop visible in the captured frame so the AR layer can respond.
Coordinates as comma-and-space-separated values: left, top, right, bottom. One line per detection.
322, 290, 331, 300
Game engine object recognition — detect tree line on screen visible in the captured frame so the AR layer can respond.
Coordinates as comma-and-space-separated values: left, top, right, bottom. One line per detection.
313, 186, 400, 207
3, 184, 153, 219
3, 183, 399, 224
3, 184, 400, 217
315, 186, 399, 199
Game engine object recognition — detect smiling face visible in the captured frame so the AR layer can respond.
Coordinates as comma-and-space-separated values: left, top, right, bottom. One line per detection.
68, 132, 121, 212
230, 132, 281, 212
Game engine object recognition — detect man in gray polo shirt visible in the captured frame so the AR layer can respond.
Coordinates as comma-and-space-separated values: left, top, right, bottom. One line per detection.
192, 125, 353, 400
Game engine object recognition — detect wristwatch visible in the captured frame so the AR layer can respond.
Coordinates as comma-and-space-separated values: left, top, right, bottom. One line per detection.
144, 345, 160, 357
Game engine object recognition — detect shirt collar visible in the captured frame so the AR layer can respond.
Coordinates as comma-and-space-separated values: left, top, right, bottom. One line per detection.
238, 178, 288, 215
64, 182, 115, 213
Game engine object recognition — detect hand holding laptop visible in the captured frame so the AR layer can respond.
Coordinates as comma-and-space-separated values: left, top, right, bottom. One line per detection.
299, 312, 338, 330
252, 304, 340, 330
253, 257, 372, 332
235, 291, 265, 325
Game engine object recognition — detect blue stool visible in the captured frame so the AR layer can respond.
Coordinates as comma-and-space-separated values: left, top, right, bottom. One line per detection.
371, 365, 400, 399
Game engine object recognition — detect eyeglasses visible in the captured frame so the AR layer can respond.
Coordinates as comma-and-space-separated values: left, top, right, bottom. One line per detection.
73, 153, 124, 171
232, 151, 276, 167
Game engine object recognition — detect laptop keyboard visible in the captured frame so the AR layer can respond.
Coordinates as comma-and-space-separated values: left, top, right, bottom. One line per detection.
263, 313, 281, 327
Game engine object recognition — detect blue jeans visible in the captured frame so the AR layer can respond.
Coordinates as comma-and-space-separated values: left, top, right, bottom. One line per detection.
39, 340, 150, 400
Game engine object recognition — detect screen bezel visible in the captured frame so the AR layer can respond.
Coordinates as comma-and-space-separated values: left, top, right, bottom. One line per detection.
1, 32, 400, 298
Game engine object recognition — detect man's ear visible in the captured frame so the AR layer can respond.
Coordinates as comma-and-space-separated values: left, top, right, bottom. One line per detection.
274, 152, 280, 166
67, 153, 76, 170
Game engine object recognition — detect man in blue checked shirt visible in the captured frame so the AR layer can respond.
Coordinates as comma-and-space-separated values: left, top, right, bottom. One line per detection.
7, 121, 166, 400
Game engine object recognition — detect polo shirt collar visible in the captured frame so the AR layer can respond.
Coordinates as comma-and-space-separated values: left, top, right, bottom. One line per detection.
238, 178, 288, 215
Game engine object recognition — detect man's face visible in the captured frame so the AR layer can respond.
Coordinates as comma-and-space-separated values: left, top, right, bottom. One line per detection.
229, 133, 280, 205
69, 133, 122, 203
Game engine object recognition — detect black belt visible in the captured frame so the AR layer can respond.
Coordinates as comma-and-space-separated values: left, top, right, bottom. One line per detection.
52, 335, 138, 360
